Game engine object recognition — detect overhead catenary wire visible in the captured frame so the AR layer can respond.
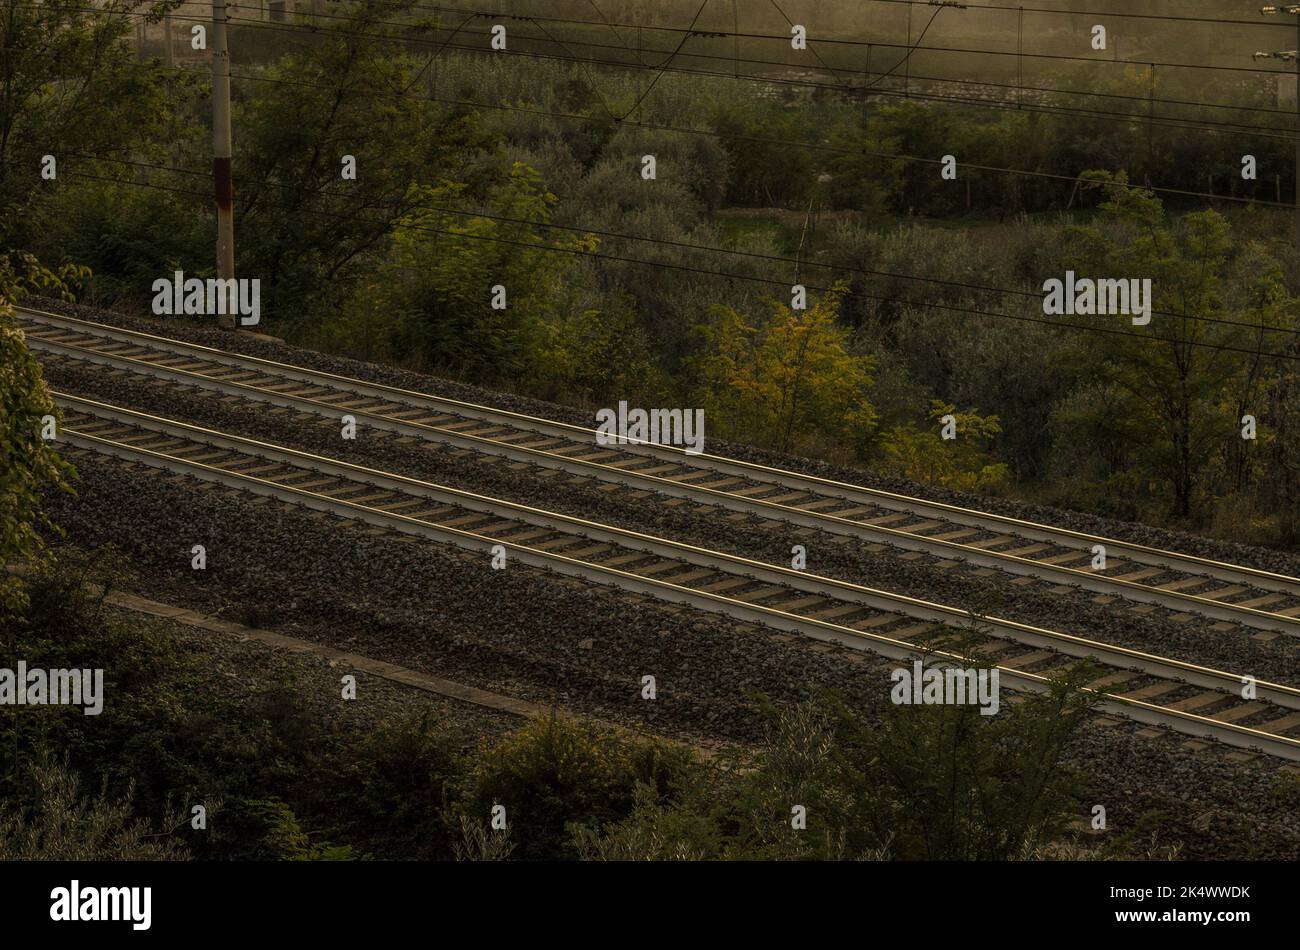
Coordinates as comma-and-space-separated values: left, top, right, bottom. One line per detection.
614, 0, 713, 121
237, 66, 1298, 206
538, 33, 1300, 119
861, 2, 945, 91
332, 0, 1300, 61
8, 7, 1299, 346
219, 14, 1300, 142
513, 13, 621, 120
401, 0, 1300, 34
24, 2, 1300, 139
764, 0, 859, 88
211, 16, 1300, 126
12, 3, 1300, 214
398, 8, 484, 94
227, 4, 1300, 128
202, 12, 1300, 142
8, 42, 1292, 212
10, 159, 1299, 365
354, 0, 1300, 77
581, 0, 630, 50
800, 0, 1299, 30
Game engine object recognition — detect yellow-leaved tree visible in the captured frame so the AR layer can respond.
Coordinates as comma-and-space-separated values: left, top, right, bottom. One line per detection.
0, 252, 81, 611
689, 285, 875, 456
878, 401, 1008, 491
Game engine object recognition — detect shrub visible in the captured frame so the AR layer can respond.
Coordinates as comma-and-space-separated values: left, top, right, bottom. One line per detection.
325, 715, 466, 860
459, 715, 697, 860
0, 756, 188, 861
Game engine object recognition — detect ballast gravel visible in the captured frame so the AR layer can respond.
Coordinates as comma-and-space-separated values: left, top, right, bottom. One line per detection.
31, 295, 1300, 577
25, 298, 1300, 860
43, 357, 1300, 691
41, 454, 1300, 860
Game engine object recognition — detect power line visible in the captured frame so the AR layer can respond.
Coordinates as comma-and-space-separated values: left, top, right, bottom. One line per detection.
764, 0, 857, 88
515, 12, 620, 120
574, 33, 1300, 119
389, 1, 1300, 77
18, 2, 1300, 140
813, 0, 1294, 30
400, 8, 485, 94
9, 138, 1297, 337
25, 0, 1300, 82
251, 4, 1300, 125
580, 0, 630, 50
4, 38, 1291, 211
862, 1, 944, 91
214, 11, 1300, 142
616, 0, 712, 121
13, 159, 1299, 364
7, 8, 1298, 342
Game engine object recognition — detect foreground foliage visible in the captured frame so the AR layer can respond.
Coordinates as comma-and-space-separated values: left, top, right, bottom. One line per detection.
0, 252, 81, 611
1, 560, 1200, 862
7, 1, 1299, 544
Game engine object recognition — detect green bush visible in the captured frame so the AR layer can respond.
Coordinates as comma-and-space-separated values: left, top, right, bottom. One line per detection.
212, 798, 315, 861
0, 756, 188, 861
325, 715, 466, 860
458, 715, 697, 860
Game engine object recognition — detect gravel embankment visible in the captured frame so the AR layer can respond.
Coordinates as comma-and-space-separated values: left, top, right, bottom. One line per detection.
98, 602, 523, 746
43, 357, 1300, 690
41, 454, 1300, 859
26, 297, 1300, 859
30, 295, 1300, 576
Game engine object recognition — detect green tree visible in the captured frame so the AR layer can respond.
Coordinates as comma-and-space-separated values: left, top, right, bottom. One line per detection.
823, 104, 907, 215
1262, 338, 1300, 543
573, 661, 1103, 861
326, 715, 465, 860
712, 103, 818, 208
725, 696, 880, 861
459, 715, 694, 861
1060, 171, 1295, 518
531, 289, 660, 405
730, 662, 1101, 861
0, 0, 178, 238
334, 163, 600, 382
859, 661, 1100, 860
234, 1, 490, 326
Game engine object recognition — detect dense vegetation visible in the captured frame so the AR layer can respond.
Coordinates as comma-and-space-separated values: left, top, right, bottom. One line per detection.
0, 253, 80, 610
4, 0, 1298, 543
0, 555, 1135, 861
4, 1, 1300, 861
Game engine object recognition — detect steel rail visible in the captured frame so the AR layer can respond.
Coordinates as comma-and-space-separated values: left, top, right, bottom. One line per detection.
23, 309, 1300, 635
21, 307, 1298, 588
55, 390, 1300, 706
55, 409, 1300, 762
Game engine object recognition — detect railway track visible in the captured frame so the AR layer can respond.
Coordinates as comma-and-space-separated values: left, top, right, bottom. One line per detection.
21, 306, 1300, 638
51, 392, 1300, 762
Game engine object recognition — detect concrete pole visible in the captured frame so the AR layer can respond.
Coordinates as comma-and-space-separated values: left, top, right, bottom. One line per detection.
212, 0, 236, 327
